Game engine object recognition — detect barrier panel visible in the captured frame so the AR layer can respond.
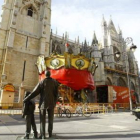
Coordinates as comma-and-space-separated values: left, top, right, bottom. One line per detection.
0, 102, 135, 115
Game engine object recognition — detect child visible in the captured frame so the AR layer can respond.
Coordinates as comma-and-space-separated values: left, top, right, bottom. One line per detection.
22, 91, 38, 139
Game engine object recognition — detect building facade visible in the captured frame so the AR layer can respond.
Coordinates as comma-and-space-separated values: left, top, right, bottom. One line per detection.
49, 16, 140, 103
0, 0, 51, 103
0, 0, 139, 104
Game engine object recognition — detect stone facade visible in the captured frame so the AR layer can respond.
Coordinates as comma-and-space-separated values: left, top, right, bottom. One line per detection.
0, 0, 51, 103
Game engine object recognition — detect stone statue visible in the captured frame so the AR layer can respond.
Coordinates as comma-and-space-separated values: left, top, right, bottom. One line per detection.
23, 71, 59, 139
22, 91, 38, 139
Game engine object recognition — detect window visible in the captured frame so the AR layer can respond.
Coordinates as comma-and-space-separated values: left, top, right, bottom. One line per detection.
52, 43, 55, 53
27, 6, 33, 17
117, 77, 126, 87
113, 46, 121, 62
56, 46, 61, 54
105, 77, 112, 85
101, 52, 104, 61
131, 82, 135, 91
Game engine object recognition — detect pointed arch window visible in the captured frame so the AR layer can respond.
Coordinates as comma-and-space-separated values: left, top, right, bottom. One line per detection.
130, 82, 135, 91
117, 77, 127, 87
56, 46, 61, 54
52, 43, 55, 53
105, 77, 112, 85
27, 6, 33, 17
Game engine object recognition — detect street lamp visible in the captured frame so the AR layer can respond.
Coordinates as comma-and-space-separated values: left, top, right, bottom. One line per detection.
115, 37, 137, 111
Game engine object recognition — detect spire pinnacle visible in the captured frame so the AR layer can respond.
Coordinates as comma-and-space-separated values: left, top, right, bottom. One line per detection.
92, 31, 98, 45
108, 15, 114, 26
84, 38, 87, 47
118, 25, 122, 35
62, 33, 64, 39
65, 31, 67, 40
77, 36, 79, 43
75, 38, 76, 43
102, 14, 107, 26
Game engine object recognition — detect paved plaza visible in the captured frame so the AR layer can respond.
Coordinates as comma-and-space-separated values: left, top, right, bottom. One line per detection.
0, 112, 140, 140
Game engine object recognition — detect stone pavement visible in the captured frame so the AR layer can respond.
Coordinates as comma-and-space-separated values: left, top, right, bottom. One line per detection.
0, 112, 140, 140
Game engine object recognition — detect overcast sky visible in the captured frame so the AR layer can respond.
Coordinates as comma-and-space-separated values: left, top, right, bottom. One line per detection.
0, 0, 140, 69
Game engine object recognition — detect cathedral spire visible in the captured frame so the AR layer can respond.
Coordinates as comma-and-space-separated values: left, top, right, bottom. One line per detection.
108, 15, 114, 27
62, 33, 64, 40
101, 14, 107, 26
84, 38, 87, 44
81, 39, 88, 53
65, 31, 68, 40
91, 31, 98, 45
117, 25, 122, 35
108, 15, 117, 34
77, 36, 79, 44
84, 38, 88, 48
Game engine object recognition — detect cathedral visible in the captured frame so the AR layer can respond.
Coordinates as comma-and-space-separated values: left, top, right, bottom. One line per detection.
0, 0, 139, 105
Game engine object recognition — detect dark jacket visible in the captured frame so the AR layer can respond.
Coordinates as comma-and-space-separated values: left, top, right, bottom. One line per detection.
22, 100, 35, 115
24, 77, 59, 109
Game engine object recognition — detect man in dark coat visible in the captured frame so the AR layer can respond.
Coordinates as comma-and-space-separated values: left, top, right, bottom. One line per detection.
22, 91, 38, 139
23, 70, 59, 139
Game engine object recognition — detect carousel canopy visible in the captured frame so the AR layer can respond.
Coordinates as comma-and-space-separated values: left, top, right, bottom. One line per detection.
36, 52, 98, 90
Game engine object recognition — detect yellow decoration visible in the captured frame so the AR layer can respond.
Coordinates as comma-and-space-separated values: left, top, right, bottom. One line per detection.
71, 54, 89, 70
45, 54, 65, 69
44, 53, 97, 71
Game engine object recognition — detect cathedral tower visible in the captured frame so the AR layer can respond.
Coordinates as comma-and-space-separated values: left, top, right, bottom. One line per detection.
101, 15, 107, 48
0, 0, 51, 103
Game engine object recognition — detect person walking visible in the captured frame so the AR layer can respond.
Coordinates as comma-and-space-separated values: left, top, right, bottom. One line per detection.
23, 70, 59, 139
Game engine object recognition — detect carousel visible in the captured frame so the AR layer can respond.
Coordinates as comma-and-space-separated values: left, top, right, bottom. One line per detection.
36, 51, 98, 104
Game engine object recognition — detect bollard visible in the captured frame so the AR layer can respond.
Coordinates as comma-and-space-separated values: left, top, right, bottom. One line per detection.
103, 104, 105, 114
115, 104, 117, 112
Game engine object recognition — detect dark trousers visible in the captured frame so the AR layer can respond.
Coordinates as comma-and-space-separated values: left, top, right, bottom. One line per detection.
39, 108, 54, 137
25, 114, 37, 135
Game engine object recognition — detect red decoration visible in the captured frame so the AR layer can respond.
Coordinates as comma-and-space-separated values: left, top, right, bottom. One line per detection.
39, 68, 95, 90
65, 43, 69, 47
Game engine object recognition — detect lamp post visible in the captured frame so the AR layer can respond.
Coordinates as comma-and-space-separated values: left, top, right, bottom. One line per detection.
115, 37, 137, 111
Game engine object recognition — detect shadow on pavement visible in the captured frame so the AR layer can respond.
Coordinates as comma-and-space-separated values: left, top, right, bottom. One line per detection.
57, 132, 140, 139
56, 129, 140, 134
0, 115, 101, 126
0, 133, 24, 136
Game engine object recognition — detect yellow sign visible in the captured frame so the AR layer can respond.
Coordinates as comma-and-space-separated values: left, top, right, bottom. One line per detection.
3, 84, 15, 92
